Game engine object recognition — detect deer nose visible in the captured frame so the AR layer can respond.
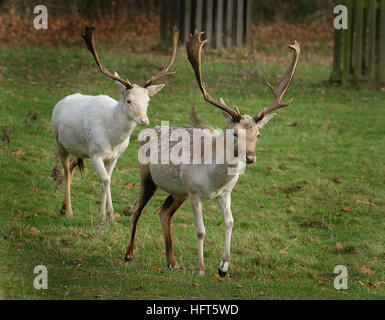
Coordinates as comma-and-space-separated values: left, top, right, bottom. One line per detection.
139, 118, 149, 126
246, 154, 256, 164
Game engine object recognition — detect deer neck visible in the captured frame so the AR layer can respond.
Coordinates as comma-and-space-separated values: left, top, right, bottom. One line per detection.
208, 130, 246, 183
107, 99, 137, 146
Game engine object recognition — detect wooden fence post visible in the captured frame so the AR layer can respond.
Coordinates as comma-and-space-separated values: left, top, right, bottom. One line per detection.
226, 0, 233, 49
216, 0, 224, 50
380, 0, 385, 81
206, 0, 214, 47
236, 0, 244, 47
353, 0, 363, 79
367, 0, 377, 80
161, 0, 252, 51
184, 0, 192, 43
195, 0, 203, 32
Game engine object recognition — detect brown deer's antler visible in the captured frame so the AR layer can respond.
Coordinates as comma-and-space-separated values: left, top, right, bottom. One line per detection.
81, 26, 134, 89
254, 41, 300, 123
143, 26, 179, 87
186, 31, 241, 122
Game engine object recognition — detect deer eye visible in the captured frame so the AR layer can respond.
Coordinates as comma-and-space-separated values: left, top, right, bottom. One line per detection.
257, 133, 260, 138
233, 132, 238, 138
127, 100, 131, 104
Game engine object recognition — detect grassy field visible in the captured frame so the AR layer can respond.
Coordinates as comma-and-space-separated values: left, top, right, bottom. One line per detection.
0, 40, 384, 300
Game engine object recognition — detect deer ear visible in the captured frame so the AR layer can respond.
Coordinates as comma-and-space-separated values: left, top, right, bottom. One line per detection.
114, 72, 127, 92
257, 113, 277, 128
147, 84, 165, 96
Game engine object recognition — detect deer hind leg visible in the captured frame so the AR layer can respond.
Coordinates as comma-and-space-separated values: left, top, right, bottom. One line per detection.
57, 144, 74, 218
217, 192, 233, 278
159, 195, 186, 270
190, 194, 205, 276
124, 166, 157, 262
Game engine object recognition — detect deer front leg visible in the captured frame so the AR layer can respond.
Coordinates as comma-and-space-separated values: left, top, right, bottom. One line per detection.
91, 156, 112, 220
190, 194, 205, 276
105, 158, 118, 220
217, 192, 233, 277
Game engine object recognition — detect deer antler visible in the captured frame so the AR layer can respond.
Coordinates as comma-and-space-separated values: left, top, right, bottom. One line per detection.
254, 41, 300, 123
81, 26, 134, 89
186, 31, 241, 122
143, 26, 179, 87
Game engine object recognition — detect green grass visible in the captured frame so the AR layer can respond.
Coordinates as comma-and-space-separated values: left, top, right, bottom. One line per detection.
0, 42, 384, 300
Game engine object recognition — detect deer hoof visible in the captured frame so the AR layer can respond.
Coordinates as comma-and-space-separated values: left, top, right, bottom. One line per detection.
124, 255, 133, 263
218, 268, 227, 278
198, 270, 205, 276
167, 264, 179, 271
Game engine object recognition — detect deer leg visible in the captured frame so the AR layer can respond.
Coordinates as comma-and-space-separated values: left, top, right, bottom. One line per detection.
190, 194, 205, 276
125, 168, 157, 262
105, 158, 118, 220
217, 192, 233, 278
159, 195, 186, 270
57, 145, 74, 218
90, 156, 111, 221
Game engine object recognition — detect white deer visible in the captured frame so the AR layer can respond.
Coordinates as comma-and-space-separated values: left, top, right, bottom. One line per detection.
51, 26, 179, 220
124, 31, 300, 276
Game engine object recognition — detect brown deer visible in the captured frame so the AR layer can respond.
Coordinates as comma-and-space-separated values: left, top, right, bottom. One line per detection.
124, 31, 300, 276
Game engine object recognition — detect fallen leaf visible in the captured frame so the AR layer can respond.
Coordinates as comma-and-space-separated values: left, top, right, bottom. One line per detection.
76, 257, 88, 264
336, 242, 344, 250
153, 264, 162, 272
309, 236, 315, 243
16, 242, 23, 247
356, 198, 372, 205
180, 223, 187, 228
12, 150, 25, 157
124, 182, 135, 188
236, 284, 242, 288
343, 206, 352, 212
361, 266, 375, 275
113, 232, 120, 238
29, 227, 40, 234
192, 282, 200, 287
75, 231, 91, 239
317, 280, 324, 285
115, 213, 121, 219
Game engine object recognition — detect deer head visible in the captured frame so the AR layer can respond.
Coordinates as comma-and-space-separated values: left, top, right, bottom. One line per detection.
186, 31, 300, 164
82, 26, 179, 126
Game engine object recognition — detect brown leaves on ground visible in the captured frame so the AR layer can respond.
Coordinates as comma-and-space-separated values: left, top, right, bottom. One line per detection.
124, 182, 135, 188
356, 198, 373, 206
74, 231, 91, 239
360, 266, 375, 275
29, 227, 41, 234
336, 242, 344, 250
0, 13, 160, 48
11, 150, 25, 157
